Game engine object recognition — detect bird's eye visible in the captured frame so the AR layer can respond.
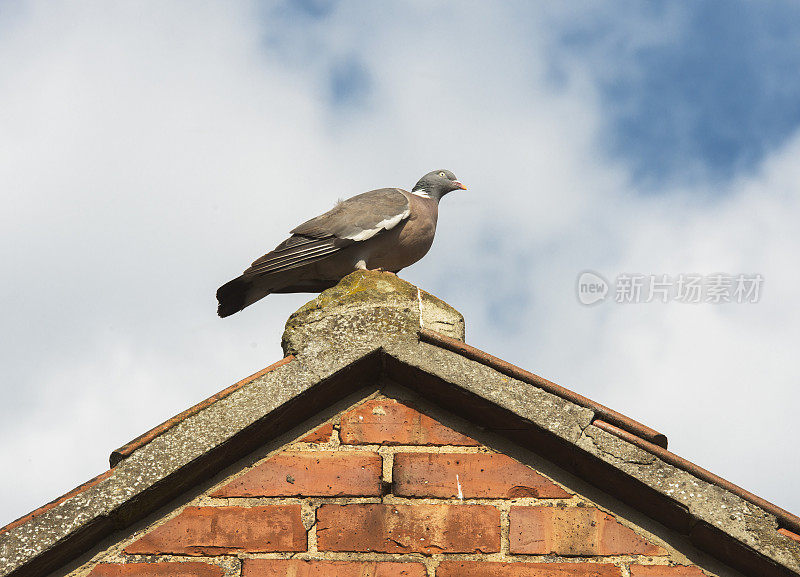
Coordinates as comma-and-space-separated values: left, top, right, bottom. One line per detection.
439, 172, 445, 177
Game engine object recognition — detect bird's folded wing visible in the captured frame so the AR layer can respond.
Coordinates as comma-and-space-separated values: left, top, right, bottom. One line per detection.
244, 236, 348, 276
244, 188, 410, 277
291, 188, 411, 241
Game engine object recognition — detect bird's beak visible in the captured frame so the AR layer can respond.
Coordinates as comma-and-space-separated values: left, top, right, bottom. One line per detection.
454, 181, 467, 190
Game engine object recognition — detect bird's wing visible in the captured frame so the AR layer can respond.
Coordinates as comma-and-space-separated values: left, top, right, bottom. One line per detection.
244, 188, 410, 277
291, 188, 411, 241
243, 235, 349, 277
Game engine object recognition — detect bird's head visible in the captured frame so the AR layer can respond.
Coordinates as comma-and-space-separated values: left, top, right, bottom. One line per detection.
412, 169, 466, 200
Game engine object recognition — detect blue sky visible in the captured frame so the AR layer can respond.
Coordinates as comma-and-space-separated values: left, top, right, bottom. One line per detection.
288, 1, 800, 184
558, 1, 800, 184
1, 0, 800, 530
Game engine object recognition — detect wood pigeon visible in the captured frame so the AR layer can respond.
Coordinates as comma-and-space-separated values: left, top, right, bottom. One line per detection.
216, 170, 466, 317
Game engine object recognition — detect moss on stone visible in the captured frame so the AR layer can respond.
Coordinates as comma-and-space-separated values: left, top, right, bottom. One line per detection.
288, 270, 417, 318
282, 270, 465, 356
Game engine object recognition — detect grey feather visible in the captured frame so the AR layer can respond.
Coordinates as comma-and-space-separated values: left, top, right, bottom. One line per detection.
245, 189, 410, 278
292, 188, 410, 241
244, 236, 349, 277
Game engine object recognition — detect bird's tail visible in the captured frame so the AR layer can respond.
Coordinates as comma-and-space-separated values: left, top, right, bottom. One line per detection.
216, 276, 272, 318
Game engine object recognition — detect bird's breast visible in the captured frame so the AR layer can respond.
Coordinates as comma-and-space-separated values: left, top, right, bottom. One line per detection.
364, 199, 438, 271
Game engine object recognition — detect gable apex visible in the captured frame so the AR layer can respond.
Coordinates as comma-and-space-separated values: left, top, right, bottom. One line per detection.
1, 272, 799, 577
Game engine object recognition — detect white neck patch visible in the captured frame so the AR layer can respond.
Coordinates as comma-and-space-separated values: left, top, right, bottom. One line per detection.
412, 189, 432, 199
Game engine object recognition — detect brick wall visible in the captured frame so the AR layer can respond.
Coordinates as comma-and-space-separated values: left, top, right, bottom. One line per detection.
83, 396, 713, 577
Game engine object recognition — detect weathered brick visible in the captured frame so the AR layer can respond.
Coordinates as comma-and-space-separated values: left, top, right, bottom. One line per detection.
393, 453, 570, 499
510, 506, 666, 556
243, 559, 426, 576
211, 451, 381, 497
437, 562, 621, 577
300, 423, 334, 443
317, 503, 500, 553
124, 506, 305, 555
340, 399, 479, 446
89, 563, 223, 577
629, 567, 706, 577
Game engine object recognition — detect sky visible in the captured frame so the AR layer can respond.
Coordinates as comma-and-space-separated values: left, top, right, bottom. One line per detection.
2, 0, 800, 527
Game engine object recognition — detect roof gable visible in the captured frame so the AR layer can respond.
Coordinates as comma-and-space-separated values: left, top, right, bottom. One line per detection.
1, 271, 799, 577
80, 392, 717, 575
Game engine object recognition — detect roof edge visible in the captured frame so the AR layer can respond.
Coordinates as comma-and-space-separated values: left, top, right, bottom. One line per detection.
1, 349, 382, 577
0, 470, 114, 537
420, 327, 800, 545
593, 419, 800, 536
109, 355, 295, 466
383, 342, 800, 576
419, 328, 668, 448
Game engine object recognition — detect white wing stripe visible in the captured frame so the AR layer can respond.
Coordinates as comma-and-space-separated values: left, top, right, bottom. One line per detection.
342, 209, 410, 241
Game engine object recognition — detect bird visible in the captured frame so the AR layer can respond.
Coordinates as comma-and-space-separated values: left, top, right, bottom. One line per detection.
216, 169, 466, 317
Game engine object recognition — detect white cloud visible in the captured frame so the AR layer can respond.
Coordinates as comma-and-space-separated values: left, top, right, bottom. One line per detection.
1, 1, 798, 527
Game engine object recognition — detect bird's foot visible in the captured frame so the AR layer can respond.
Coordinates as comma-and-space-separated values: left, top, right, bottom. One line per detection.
370, 268, 398, 276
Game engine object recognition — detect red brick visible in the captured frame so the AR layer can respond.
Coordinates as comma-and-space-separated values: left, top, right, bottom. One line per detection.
317, 503, 500, 554
89, 563, 223, 577
300, 423, 334, 443
437, 562, 621, 577
510, 506, 666, 556
211, 451, 382, 497
243, 559, 426, 576
124, 506, 305, 555
629, 567, 706, 577
393, 453, 570, 499
340, 399, 479, 446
